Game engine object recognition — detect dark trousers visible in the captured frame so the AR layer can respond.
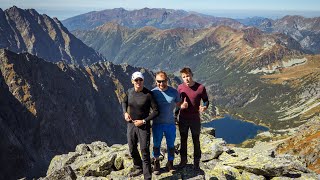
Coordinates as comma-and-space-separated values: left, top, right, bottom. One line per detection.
127, 123, 151, 180
178, 119, 201, 163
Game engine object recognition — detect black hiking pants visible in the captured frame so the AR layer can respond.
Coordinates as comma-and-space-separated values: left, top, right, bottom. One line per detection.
127, 123, 151, 180
178, 119, 201, 163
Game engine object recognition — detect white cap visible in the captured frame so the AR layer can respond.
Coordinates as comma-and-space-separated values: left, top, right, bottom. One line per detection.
131, 71, 144, 80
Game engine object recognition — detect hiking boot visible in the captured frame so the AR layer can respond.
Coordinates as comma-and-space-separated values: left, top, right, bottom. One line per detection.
153, 159, 160, 175
129, 168, 143, 177
178, 159, 187, 169
193, 160, 200, 171
166, 160, 175, 173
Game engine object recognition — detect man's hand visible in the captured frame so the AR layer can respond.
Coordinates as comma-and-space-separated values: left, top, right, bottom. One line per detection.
133, 120, 144, 127
199, 105, 207, 113
124, 112, 132, 122
174, 116, 179, 125
180, 97, 188, 109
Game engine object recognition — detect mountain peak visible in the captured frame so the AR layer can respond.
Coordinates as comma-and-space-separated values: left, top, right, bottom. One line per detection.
281, 15, 305, 20
138, 26, 159, 33
97, 22, 126, 32
141, 7, 151, 10
113, 7, 126, 11
0, 6, 104, 65
6, 5, 23, 13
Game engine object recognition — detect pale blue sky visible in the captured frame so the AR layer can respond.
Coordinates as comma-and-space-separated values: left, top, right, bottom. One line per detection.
1, 0, 320, 20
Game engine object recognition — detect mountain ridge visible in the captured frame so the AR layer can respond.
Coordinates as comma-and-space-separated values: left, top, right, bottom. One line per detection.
62, 7, 244, 31
238, 15, 320, 54
0, 6, 104, 65
74, 23, 306, 71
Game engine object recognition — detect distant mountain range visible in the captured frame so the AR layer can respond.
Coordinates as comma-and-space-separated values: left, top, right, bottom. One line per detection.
237, 15, 320, 54
73, 22, 319, 131
62, 7, 244, 31
62, 8, 320, 54
0, 6, 104, 65
73, 23, 305, 69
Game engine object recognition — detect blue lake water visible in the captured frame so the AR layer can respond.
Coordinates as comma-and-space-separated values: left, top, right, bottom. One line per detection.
202, 115, 269, 144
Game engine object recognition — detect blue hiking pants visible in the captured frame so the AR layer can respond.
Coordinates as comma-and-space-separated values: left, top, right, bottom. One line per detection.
152, 124, 176, 161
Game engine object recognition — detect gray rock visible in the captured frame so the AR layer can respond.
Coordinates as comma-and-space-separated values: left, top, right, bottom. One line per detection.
186, 128, 228, 162
47, 152, 81, 176
241, 171, 266, 180
206, 163, 242, 180
75, 144, 91, 155
43, 166, 76, 180
114, 156, 124, 170
219, 147, 311, 177
271, 172, 320, 180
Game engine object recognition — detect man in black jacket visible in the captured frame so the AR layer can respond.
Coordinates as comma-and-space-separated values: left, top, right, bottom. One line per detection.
122, 71, 159, 180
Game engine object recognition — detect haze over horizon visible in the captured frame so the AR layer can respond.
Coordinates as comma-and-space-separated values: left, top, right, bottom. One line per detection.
1, 0, 320, 20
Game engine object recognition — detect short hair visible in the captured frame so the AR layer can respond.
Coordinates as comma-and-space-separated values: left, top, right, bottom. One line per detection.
155, 70, 168, 80
180, 67, 193, 76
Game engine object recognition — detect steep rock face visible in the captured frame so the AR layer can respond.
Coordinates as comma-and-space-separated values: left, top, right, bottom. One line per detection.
62, 7, 243, 31
0, 6, 104, 65
271, 16, 320, 54
0, 49, 154, 179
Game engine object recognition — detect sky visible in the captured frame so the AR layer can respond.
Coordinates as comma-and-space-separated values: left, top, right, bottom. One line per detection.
1, 0, 320, 20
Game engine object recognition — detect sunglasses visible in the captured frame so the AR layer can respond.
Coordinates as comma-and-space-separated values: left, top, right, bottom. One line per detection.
134, 78, 144, 82
156, 80, 167, 83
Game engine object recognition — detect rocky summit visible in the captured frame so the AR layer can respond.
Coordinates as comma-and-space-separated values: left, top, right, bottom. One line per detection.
41, 127, 319, 180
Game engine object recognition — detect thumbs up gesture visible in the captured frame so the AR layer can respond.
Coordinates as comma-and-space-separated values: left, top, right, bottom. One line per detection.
180, 97, 188, 109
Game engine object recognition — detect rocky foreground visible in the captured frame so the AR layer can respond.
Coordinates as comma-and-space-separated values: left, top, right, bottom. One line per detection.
40, 127, 319, 180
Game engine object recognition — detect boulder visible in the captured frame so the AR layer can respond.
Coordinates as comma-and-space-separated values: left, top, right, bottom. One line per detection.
219, 145, 312, 177
241, 171, 266, 180
271, 173, 320, 180
42, 166, 76, 180
206, 163, 242, 179
177, 127, 228, 162
74, 153, 116, 177
47, 152, 81, 176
